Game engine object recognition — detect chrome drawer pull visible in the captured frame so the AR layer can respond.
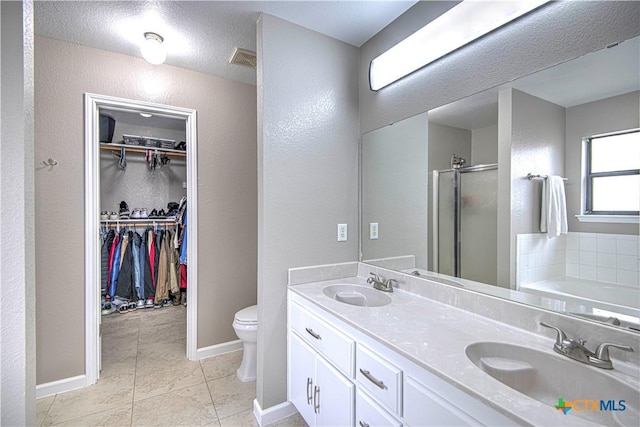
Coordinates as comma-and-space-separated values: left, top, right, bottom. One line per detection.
306, 377, 313, 404
305, 327, 321, 340
360, 368, 387, 390
359, 421, 370, 427
313, 385, 320, 414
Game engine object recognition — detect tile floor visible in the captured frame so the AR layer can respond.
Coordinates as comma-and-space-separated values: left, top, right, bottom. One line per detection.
36, 305, 306, 426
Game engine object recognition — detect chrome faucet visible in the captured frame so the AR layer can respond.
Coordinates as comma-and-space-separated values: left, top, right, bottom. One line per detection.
540, 322, 634, 370
367, 272, 397, 293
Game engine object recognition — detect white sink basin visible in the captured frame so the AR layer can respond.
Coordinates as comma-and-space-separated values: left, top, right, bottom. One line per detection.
322, 284, 391, 307
466, 342, 639, 426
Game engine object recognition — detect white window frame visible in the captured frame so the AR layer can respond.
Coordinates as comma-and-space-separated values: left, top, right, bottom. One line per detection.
577, 128, 640, 224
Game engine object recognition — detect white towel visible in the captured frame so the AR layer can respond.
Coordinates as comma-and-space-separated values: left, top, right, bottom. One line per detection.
540, 175, 568, 238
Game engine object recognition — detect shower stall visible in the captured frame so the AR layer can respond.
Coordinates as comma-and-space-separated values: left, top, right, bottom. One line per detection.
433, 164, 498, 286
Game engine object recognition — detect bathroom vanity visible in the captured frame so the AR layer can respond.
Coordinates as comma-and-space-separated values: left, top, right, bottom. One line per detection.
287, 263, 640, 427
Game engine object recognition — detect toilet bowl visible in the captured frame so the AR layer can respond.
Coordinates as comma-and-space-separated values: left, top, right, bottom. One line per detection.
232, 305, 257, 382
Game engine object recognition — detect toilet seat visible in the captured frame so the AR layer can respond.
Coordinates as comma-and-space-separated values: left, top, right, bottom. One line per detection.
234, 305, 257, 325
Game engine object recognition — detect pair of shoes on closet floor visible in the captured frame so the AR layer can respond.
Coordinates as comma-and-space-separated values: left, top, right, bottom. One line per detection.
101, 301, 116, 315
136, 299, 145, 309
144, 298, 154, 309
118, 301, 138, 314
181, 291, 187, 307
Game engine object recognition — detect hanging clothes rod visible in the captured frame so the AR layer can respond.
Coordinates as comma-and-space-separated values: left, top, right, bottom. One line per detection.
527, 173, 567, 181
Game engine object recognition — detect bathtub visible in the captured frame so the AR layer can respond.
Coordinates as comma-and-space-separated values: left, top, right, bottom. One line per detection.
519, 277, 640, 321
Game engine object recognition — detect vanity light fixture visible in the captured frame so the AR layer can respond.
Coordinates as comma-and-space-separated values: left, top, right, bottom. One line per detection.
139, 112, 153, 118
369, 0, 550, 91
141, 32, 166, 65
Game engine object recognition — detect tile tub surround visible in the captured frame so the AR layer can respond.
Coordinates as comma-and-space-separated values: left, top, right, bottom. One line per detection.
288, 263, 640, 425
517, 232, 640, 288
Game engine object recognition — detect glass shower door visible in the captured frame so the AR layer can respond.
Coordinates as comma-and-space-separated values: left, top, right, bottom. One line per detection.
459, 167, 498, 285
437, 171, 456, 276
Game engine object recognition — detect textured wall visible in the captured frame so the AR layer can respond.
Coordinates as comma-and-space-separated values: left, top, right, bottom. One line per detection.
100, 123, 187, 214
34, 36, 257, 384
361, 112, 428, 268
1, 1, 36, 424
257, 13, 359, 409
472, 124, 498, 165
360, 1, 640, 134
500, 89, 566, 286
565, 91, 639, 235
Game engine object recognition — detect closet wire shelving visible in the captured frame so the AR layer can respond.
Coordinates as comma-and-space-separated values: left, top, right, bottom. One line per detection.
100, 142, 186, 158
100, 218, 178, 228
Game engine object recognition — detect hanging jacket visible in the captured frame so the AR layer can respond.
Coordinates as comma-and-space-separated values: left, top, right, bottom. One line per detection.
108, 228, 126, 299
155, 230, 169, 302
101, 229, 115, 295
131, 232, 142, 301
143, 228, 155, 297
116, 231, 135, 300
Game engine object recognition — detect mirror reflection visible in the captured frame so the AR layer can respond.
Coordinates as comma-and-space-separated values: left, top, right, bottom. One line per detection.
361, 36, 639, 331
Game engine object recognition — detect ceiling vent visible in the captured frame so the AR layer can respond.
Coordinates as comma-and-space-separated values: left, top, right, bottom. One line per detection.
229, 47, 257, 69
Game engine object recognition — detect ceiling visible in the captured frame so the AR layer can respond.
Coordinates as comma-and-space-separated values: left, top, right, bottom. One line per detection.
34, 0, 418, 85
429, 36, 640, 130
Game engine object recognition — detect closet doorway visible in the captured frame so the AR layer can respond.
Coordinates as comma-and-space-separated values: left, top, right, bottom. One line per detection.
84, 93, 198, 385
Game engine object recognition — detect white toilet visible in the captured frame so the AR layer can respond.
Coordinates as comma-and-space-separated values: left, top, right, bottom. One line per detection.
232, 305, 258, 382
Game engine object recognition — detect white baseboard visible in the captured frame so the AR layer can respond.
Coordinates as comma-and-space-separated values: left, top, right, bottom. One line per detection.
36, 375, 87, 399
196, 339, 243, 360
253, 399, 298, 426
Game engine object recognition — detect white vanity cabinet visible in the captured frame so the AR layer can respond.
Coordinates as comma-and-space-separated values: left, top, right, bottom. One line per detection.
290, 333, 355, 426
288, 291, 517, 427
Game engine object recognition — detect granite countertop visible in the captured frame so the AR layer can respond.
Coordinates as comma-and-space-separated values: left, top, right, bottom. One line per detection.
289, 276, 640, 427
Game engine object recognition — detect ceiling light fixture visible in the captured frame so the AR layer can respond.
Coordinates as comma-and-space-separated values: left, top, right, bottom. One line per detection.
141, 32, 166, 65
369, 0, 550, 91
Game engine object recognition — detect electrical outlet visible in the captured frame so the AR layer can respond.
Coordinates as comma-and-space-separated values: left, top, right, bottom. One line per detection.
337, 224, 348, 242
370, 222, 379, 240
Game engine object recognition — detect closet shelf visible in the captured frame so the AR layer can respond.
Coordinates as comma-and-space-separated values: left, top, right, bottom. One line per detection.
101, 218, 178, 227
100, 142, 186, 157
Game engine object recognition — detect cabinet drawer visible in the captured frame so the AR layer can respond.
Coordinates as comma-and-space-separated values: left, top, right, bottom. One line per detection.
291, 302, 355, 376
356, 389, 402, 427
356, 344, 402, 415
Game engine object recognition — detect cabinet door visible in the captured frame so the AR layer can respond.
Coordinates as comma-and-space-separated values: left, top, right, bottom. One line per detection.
316, 354, 355, 427
356, 389, 402, 427
290, 333, 318, 426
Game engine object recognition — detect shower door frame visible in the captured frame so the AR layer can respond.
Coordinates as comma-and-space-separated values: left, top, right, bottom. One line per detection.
433, 163, 498, 278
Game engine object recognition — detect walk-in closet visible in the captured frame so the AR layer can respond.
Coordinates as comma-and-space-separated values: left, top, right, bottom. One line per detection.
98, 105, 189, 370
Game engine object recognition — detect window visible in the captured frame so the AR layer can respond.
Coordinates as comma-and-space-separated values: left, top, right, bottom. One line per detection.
585, 129, 640, 215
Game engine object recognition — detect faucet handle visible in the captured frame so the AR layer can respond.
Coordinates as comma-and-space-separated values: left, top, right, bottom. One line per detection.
595, 343, 634, 361
385, 278, 398, 287
540, 322, 568, 346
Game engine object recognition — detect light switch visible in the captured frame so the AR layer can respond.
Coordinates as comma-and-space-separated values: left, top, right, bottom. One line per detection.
337, 224, 348, 242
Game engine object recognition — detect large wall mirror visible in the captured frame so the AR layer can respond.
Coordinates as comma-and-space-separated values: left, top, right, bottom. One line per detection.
361, 36, 639, 332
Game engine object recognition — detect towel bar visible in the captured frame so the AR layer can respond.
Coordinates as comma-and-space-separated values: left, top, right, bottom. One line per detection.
527, 173, 567, 181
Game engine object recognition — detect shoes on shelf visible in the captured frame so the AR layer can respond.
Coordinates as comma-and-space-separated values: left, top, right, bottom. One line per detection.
149, 209, 158, 219
109, 212, 119, 220
131, 208, 141, 219
100, 211, 109, 220
140, 208, 148, 218
157, 209, 166, 218
119, 201, 130, 219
